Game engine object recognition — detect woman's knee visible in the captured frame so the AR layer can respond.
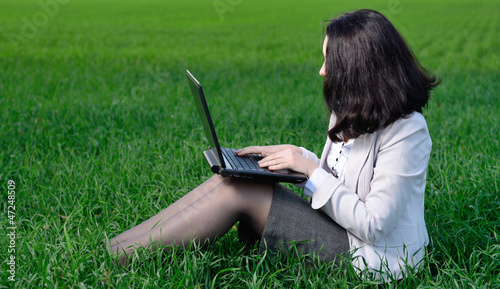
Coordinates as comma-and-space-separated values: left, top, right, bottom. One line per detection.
220, 178, 273, 210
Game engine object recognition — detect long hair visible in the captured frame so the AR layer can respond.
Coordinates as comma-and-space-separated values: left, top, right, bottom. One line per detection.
323, 9, 440, 142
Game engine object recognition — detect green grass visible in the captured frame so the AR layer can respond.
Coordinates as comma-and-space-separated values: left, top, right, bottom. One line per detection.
1, 0, 499, 287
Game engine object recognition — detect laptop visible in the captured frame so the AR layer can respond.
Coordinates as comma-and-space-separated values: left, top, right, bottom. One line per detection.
186, 70, 308, 184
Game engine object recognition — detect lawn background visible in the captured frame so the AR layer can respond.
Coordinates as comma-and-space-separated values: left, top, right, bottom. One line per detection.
0, 0, 499, 288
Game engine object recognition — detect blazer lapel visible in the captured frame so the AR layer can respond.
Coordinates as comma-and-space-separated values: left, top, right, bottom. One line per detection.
344, 132, 376, 192
319, 114, 336, 172
319, 137, 332, 172
318, 113, 376, 193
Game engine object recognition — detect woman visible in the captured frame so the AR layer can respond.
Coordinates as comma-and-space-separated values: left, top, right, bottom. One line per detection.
108, 9, 440, 280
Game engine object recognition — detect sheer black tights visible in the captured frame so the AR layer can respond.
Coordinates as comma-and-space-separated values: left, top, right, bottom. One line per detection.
108, 175, 274, 265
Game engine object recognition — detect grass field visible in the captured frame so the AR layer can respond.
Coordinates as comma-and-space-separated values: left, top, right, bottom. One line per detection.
1, 0, 499, 287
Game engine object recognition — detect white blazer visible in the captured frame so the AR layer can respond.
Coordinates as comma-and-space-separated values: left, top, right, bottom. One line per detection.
301, 112, 431, 280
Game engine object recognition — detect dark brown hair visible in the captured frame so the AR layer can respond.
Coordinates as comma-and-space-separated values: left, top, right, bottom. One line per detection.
323, 9, 440, 142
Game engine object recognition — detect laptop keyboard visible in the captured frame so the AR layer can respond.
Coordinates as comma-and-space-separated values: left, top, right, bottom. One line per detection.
221, 148, 265, 171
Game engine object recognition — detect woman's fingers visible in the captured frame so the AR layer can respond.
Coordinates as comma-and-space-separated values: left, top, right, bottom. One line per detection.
257, 149, 318, 177
258, 150, 293, 169
236, 145, 301, 158
236, 146, 276, 157
235, 146, 263, 156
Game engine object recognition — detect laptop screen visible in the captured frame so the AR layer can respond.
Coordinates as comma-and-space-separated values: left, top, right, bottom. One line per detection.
186, 70, 224, 166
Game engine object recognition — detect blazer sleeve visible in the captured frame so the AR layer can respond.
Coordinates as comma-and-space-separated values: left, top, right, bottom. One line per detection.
311, 114, 431, 244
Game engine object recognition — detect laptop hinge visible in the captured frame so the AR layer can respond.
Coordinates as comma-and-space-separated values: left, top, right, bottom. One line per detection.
203, 149, 221, 173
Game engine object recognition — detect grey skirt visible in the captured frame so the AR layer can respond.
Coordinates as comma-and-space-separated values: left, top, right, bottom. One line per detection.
239, 183, 349, 264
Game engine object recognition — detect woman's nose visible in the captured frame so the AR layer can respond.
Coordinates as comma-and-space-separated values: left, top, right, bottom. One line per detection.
319, 62, 326, 76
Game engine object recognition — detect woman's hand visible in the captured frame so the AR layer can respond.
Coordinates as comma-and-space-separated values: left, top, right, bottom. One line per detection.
236, 145, 318, 178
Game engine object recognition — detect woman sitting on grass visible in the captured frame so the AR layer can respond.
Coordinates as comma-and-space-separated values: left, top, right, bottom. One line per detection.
108, 9, 440, 280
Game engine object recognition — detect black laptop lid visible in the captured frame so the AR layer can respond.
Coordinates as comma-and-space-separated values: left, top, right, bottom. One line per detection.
186, 70, 225, 167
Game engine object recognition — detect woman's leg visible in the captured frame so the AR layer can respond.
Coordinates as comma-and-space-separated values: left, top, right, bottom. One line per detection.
108, 175, 228, 247
108, 175, 273, 265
